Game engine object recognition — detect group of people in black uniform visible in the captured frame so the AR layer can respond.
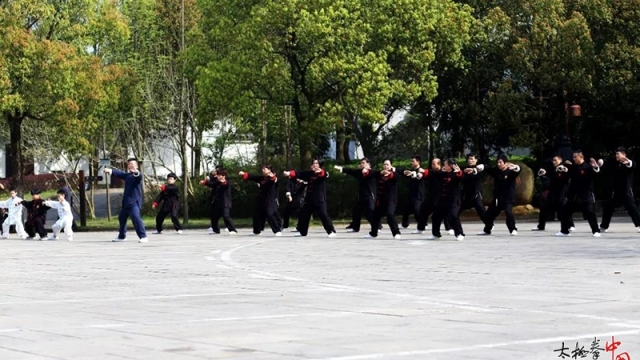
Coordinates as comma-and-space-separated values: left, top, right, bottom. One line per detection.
198, 145, 639, 240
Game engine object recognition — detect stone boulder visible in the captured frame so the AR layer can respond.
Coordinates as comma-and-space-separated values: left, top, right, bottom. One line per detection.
481, 161, 535, 206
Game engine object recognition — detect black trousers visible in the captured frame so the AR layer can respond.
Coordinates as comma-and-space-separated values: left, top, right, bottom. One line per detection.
562, 200, 599, 234
156, 205, 182, 232
538, 194, 574, 230
211, 206, 237, 233
253, 202, 281, 234
369, 200, 400, 237
401, 198, 423, 228
483, 200, 516, 233
433, 204, 464, 237
282, 203, 301, 229
459, 193, 486, 222
418, 200, 451, 231
349, 198, 375, 232
297, 202, 335, 236
600, 193, 640, 229
25, 218, 47, 238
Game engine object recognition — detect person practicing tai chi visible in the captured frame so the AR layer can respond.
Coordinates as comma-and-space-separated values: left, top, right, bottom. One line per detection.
555, 151, 602, 237
417, 158, 453, 235
152, 173, 183, 235
282, 177, 307, 232
43, 190, 74, 241
200, 170, 238, 235
598, 147, 640, 233
421, 159, 465, 241
365, 159, 401, 239
477, 155, 521, 236
17, 189, 50, 240
399, 155, 425, 232
334, 158, 376, 233
0, 187, 27, 239
284, 159, 337, 237
240, 164, 282, 236
532, 155, 572, 232
460, 153, 486, 222
104, 158, 148, 243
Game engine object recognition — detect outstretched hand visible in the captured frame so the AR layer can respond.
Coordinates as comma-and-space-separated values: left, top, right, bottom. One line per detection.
590, 158, 598, 168
238, 171, 245, 176
464, 168, 474, 174
103, 168, 112, 175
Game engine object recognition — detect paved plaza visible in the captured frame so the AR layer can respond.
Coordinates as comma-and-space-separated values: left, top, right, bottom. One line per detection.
1, 220, 639, 360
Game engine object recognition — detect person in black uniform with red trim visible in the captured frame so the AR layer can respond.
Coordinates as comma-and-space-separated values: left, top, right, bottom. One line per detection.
598, 147, 640, 233
284, 159, 337, 237
19, 189, 50, 240
282, 178, 307, 232
200, 170, 238, 235
240, 165, 282, 236
417, 158, 453, 235
556, 150, 601, 237
460, 153, 486, 222
477, 155, 521, 236
365, 159, 401, 239
152, 173, 183, 234
334, 158, 376, 233
399, 155, 425, 232
532, 155, 573, 232
422, 159, 465, 241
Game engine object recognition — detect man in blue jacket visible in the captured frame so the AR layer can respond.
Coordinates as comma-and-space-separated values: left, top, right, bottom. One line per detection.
104, 158, 148, 243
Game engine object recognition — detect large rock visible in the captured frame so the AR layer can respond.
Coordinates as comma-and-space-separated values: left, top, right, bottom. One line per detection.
481, 161, 535, 206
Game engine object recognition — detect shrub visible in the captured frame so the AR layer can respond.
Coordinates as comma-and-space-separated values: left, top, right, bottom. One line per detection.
0, 173, 78, 194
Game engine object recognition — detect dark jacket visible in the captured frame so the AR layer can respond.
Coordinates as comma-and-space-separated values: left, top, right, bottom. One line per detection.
341, 168, 376, 202
483, 165, 521, 204
461, 165, 483, 200
398, 167, 425, 201
372, 170, 398, 204
424, 169, 445, 204
154, 184, 180, 211
22, 199, 50, 224
112, 169, 143, 208
601, 158, 635, 197
285, 179, 307, 208
568, 162, 599, 203
243, 173, 279, 208
435, 170, 463, 206
542, 165, 570, 200
288, 169, 329, 205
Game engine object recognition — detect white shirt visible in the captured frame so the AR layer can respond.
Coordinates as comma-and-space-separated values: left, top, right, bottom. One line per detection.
0, 196, 23, 224
44, 200, 72, 219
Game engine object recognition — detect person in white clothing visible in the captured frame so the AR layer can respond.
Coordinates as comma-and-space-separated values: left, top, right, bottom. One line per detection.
0, 187, 27, 239
43, 190, 74, 241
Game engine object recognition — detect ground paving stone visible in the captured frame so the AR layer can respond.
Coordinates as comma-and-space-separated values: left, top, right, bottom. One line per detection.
0, 219, 639, 359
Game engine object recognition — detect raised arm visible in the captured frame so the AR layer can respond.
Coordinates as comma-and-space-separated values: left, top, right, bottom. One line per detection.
239, 171, 265, 183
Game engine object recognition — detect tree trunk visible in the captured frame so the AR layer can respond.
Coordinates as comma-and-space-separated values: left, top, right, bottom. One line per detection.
358, 123, 378, 159
343, 139, 351, 162
298, 132, 313, 169
336, 122, 345, 162
193, 130, 202, 178
7, 114, 24, 190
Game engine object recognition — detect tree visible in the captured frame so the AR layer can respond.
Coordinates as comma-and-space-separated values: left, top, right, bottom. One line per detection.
196, 0, 472, 167
0, 0, 128, 189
